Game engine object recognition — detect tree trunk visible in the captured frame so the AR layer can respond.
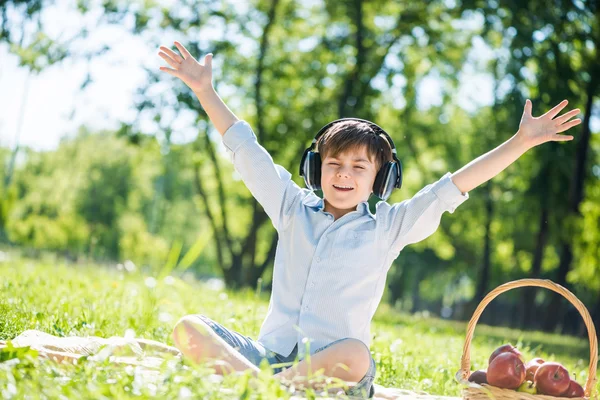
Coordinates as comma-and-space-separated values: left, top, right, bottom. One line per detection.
593, 297, 600, 335
225, 0, 281, 289
202, 121, 234, 253
237, 204, 269, 287
193, 165, 226, 275
254, 0, 280, 144
474, 181, 494, 305
338, 0, 365, 118
410, 267, 425, 313
521, 202, 549, 329
246, 231, 279, 289
543, 74, 597, 332
193, 0, 280, 289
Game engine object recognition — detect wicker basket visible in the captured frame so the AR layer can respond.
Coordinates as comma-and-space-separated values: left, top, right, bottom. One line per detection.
456, 279, 598, 400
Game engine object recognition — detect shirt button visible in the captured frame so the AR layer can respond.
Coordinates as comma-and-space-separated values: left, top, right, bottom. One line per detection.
303, 306, 309, 311
309, 282, 315, 287
316, 257, 321, 262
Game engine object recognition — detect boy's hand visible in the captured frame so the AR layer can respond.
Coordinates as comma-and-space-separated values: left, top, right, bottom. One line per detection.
158, 41, 213, 93
516, 99, 581, 149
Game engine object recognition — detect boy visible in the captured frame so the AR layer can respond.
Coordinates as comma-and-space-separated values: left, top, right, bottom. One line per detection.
158, 41, 581, 398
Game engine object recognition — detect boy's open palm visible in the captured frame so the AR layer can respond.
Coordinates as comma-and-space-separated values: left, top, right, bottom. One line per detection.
158, 41, 213, 93
517, 99, 582, 148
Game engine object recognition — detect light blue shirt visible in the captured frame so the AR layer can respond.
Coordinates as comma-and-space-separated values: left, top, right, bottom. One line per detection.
222, 120, 469, 358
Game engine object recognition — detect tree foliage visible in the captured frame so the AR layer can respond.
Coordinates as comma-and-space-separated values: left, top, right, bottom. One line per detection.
1, 0, 598, 332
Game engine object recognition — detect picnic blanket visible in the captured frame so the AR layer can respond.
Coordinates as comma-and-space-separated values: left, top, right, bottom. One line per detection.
1, 330, 461, 400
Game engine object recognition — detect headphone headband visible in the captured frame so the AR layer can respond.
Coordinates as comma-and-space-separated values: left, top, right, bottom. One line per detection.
309, 118, 398, 156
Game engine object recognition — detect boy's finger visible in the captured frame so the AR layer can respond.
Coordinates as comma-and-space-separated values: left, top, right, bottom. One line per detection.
556, 118, 581, 133
204, 53, 213, 68
174, 41, 192, 59
159, 46, 183, 63
552, 134, 574, 141
159, 66, 180, 78
524, 99, 532, 117
543, 99, 568, 119
553, 108, 580, 126
158, 52, 180, 69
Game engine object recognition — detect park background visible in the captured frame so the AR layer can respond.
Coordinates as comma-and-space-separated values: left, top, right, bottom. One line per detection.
1, 0, 599, 341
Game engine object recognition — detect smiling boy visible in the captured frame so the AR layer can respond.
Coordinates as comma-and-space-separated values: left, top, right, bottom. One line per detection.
158, 42, 581, 398
316, 119, 396, 219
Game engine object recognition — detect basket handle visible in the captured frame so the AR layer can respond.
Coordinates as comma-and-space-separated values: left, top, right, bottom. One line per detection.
458, 278, 598, 398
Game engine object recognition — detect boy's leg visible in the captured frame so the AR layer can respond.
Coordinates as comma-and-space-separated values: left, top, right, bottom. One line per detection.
274, 338, 375, 397
172, 314, 265, 376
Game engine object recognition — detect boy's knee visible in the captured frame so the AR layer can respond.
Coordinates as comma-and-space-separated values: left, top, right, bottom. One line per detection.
339, 338, 372, 381
172, 314, 213, 348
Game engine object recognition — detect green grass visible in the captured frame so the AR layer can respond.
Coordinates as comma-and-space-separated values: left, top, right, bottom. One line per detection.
1, 256, 597, 399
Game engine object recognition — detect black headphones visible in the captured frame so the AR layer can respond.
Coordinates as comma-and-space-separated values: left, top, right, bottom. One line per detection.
299, 118, 402, 201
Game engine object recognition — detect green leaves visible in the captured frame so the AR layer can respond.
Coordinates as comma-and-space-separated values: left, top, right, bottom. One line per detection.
0, 342, 39, 364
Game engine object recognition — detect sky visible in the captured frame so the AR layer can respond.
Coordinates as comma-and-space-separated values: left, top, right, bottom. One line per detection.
0, 0, 160, 151
0, 1, 595, 154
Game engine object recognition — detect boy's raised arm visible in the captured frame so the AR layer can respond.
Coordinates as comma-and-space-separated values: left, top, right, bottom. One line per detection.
158, 41, 238, 135
380, 99, 581, 255
157, 42, 303, 231
450, 99, 581, 194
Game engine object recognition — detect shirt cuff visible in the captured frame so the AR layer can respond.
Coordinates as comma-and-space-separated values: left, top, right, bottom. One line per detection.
222, 120, 255, 153
432, 172, 469, 213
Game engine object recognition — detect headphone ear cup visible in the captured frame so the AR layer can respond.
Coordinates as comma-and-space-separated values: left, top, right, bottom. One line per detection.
299, 148, 310, 178
373, 162, 398, 200
312, 153, 322, 190
396, 159, 403, 189
302, 151, 322, 190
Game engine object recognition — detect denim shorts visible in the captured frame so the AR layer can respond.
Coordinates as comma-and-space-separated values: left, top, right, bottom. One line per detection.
192, 314, 376, 398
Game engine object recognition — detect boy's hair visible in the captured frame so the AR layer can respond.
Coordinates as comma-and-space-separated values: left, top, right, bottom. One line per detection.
316, 120, 393, 170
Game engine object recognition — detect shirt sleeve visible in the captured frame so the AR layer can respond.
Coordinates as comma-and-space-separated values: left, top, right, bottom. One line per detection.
377, 172, 469, 256
222, 120, 304, 231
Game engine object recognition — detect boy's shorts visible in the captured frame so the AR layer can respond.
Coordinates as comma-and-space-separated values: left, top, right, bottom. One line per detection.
192, 314, 376, 398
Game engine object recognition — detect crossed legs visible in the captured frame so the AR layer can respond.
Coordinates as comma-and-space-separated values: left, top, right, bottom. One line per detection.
2, 318, 372, 390
171, 316, 371, 388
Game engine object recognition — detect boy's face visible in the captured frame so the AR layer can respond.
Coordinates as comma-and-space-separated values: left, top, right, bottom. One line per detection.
321, 145, 378, 216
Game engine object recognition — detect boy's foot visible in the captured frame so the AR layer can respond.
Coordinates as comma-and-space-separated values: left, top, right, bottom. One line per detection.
172, 316, 260, 375
173, 317, 215, 363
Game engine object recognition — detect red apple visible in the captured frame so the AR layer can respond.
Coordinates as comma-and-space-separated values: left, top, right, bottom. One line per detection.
526, 358, 546, 381
468, 370, 488, 384
487, 352, 526, 390
534, 362, 571, 396
489, 344, 524, 364
563, 380, 585, 398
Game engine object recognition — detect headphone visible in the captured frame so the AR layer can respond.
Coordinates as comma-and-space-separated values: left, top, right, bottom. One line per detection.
299, 118, 403, 201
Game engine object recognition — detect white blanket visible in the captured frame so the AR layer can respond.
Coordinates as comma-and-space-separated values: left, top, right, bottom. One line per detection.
2, 330, 461, 400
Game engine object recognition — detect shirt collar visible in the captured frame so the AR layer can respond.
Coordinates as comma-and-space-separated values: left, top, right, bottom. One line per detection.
302, 194, 374, 219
